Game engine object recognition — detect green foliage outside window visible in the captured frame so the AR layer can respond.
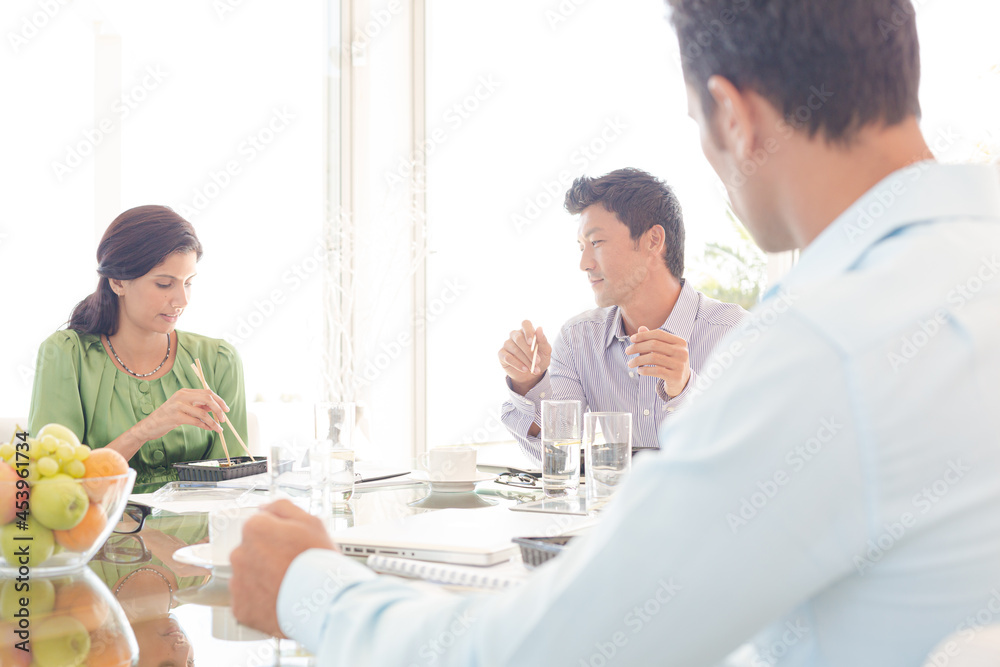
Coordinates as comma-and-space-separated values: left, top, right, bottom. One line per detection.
688, 208, 767, 311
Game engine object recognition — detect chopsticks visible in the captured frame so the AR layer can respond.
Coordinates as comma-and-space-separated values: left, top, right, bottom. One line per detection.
529, 336, 539, 375
191, 358, 253, 462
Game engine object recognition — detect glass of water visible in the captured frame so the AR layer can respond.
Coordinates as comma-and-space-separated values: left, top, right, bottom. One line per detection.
540, 400, 582, 498
315, 402, 356, 507
583, 412, 632, 508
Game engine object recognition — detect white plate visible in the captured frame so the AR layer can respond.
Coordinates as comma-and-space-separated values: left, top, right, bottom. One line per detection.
173, 543, 232, 574
409, 470, 494, 492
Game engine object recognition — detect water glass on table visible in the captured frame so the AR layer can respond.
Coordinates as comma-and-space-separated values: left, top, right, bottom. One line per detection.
583, 412, 632, 508
314, 402, 356, 507
540, 399, 582, 498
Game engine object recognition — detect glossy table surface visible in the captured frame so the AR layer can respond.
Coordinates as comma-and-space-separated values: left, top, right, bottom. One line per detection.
84, 477, 543, 666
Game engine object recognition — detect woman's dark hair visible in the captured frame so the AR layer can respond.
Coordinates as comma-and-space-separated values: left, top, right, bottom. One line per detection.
69, 205, 203, 335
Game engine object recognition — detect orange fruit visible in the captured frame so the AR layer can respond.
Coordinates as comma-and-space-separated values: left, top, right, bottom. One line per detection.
87, 627, 134, 667
81, 449, 129, 503
54, 504, 107, 553
53, 580, 110, 632
0, 643, 31, 667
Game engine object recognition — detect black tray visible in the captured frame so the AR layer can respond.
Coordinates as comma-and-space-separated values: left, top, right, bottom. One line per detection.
173, 456, 279, 482
512, 534, 575, 569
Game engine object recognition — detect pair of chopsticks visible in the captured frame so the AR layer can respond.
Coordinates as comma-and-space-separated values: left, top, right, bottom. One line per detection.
530, 336, 539, 374
190, 358, 253, 463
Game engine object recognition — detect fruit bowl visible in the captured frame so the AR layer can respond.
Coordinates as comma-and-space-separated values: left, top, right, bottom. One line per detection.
1, 424, 137, 577
0, 566, 139, 667
0, 468, 136, 577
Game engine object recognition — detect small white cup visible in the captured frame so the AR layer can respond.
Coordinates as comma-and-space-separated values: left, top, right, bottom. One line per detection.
208, 506, 257, 565
420, 447, 477, 482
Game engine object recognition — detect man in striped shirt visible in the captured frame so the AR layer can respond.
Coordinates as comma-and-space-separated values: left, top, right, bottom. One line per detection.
498, 168, 748, 461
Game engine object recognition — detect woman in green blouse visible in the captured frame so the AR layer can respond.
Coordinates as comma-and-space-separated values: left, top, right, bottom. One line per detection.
28, 205, 248, 493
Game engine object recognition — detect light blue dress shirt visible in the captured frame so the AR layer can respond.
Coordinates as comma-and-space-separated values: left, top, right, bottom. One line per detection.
276, 163, 1000, 666
501, 281, 747, 459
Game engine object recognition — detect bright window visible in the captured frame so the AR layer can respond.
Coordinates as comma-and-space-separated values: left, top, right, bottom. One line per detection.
2, 0, 997, 458
422, 0, 1000, 447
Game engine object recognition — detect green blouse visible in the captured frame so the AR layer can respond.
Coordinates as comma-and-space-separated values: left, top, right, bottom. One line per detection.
27, 329, 248, 494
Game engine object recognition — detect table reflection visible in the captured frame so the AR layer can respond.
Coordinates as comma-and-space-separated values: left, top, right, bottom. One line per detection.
0, 567, 138, 667
75, 479, 537, 664
89, 514, 210, 666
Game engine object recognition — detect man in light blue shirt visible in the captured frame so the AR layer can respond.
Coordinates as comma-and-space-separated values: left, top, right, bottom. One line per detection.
230, 1, 1000, 664
498, 168, 747, 458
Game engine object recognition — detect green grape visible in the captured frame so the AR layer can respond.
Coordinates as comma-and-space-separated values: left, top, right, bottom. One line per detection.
64, 459, 86, 478
37, 456, 60, 477
55, 442, 75, 462
74, 444, 91, 461
27, 438, 44, 460
0, 442, 14, 461
24, 462, 40, 483
40, 434, 60, 454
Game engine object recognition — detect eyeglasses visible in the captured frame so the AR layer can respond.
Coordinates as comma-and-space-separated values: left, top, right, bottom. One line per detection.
114, 502, 152, 534
93, 533, 152, 565
494, 472, 541, 488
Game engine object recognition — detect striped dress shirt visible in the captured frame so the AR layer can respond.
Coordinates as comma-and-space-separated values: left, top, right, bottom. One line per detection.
501, 280, 748, 461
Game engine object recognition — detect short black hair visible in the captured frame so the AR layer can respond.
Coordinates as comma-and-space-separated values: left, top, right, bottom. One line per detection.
667, 0, 921, 143
565, 168, 685, 280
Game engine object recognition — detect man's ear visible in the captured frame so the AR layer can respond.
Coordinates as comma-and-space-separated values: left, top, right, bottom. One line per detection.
645, 225, 666, 257
706, 75, 757, 161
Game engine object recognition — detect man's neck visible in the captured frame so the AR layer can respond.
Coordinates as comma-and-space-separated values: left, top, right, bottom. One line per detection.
618, 273, 682, 337
780, 117, 933, 249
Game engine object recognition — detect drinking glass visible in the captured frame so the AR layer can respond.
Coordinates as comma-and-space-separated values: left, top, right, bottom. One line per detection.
583, 412, 632, 507
540, 399, 582, 497
315, 402, 356, 506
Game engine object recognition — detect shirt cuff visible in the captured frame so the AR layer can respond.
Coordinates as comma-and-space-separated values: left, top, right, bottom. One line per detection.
276, 548, 377, 651
505, 373, 552, 417
657, 369, 697, 407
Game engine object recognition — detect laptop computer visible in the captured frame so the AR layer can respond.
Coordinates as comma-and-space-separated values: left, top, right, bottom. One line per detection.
333, 504, 593, 566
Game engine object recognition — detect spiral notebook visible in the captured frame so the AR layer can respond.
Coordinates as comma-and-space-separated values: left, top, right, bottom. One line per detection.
366, 554, 528, 590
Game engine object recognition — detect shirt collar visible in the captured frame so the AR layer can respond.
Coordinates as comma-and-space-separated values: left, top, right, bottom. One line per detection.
764, 162, 1000, 302
604, 279, 700, 348
661, 279, 699, 343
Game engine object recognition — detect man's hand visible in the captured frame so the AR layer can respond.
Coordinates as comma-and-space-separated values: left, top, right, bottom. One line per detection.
229, 500, 336, 637
625, 326, 691, 397
498, 320, 552, 395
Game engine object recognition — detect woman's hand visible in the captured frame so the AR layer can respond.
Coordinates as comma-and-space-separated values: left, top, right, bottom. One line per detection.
137, 387, 229, 443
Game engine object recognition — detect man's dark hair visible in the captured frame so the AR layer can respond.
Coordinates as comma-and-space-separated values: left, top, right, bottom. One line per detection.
667, 0, 921, 143
565, 168, 685, 280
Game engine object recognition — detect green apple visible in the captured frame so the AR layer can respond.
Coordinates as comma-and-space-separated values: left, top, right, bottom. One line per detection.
0, 578, 55, 622
35, 424, 81, 450
0, 461, 19, 525
30, 478, 89, 531
32, 615, 90, 667
0, 516, 55, 568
